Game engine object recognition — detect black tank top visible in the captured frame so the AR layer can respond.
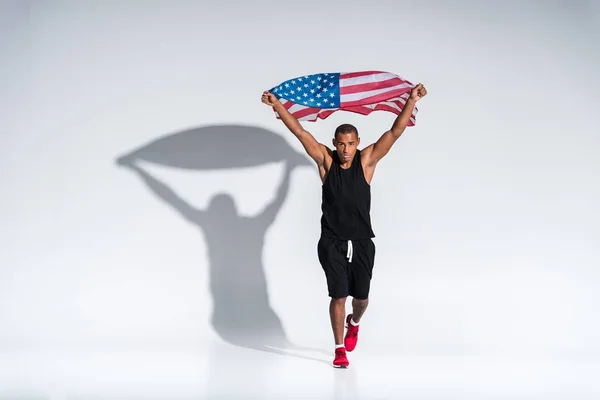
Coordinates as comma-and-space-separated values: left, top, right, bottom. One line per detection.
320, 149, 375, 240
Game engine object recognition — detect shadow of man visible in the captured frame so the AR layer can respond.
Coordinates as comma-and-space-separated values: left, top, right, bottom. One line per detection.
115, 124, 329, 364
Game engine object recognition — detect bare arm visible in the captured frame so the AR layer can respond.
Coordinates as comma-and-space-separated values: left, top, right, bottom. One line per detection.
362, 83, 428, 166
262, 91, 329, 166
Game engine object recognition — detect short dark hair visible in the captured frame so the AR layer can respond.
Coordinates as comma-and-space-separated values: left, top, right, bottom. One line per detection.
334, 123, 358, 139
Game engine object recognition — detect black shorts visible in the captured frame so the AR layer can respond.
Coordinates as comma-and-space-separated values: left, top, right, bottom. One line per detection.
317, 236, 376, 300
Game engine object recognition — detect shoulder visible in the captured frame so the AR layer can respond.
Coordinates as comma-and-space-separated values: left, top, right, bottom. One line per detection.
359, 145, 373, 157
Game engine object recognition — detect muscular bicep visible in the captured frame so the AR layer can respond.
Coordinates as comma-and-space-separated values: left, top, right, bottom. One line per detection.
363, 130, 400, 166
296, 129, 329, 165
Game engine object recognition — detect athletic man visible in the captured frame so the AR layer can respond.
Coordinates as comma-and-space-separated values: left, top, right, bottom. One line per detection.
261, 83, 427, 368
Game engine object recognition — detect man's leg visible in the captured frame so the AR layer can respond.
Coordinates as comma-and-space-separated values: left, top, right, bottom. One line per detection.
345, 239, 376, 351
318, 237, 351, 367
330, 297, 347, 345
350, 297, 369, 323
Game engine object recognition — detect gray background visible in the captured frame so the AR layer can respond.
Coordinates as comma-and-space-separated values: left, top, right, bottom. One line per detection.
1, 0, 599, 399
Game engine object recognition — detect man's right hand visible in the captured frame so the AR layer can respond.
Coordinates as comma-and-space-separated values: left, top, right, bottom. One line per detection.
261, 91, 280, 107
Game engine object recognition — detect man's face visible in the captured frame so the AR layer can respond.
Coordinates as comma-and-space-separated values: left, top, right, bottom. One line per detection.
333, 131, 359, 163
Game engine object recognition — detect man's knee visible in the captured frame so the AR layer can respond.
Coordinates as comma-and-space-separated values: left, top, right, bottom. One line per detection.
352, 298, 369, 310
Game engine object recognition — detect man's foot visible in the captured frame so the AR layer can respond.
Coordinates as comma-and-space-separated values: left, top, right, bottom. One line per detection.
344, 314, 360, 352
333, 347, 349, 368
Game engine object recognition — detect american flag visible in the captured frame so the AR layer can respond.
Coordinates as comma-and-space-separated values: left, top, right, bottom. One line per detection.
270, 71, 418, 125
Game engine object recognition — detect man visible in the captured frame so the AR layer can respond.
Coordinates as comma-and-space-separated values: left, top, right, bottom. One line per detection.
261, 83, 427, 368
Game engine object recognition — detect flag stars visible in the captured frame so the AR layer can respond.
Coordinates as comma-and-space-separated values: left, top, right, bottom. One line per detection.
276, 73, 340, 110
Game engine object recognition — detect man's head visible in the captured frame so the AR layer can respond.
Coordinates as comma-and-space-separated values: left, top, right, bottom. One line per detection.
333, 123, 360, 163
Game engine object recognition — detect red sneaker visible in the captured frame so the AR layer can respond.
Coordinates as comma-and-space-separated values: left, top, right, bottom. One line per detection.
333, 347, 349, 368
344, 314, 359, 351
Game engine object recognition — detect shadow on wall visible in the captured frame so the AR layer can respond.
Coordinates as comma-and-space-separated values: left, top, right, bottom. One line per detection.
115, 125, 329, 363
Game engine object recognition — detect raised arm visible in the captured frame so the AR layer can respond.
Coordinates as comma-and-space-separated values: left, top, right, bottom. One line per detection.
362, 83, 428, 167
261, 91, 330, 166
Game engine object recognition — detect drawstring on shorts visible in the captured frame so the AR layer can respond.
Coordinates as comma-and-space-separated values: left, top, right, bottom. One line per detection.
346, 240, 353, 263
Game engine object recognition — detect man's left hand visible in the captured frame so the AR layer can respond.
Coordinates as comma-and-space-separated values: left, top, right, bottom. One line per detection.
410, 83, 427, 102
